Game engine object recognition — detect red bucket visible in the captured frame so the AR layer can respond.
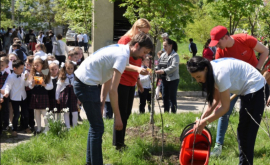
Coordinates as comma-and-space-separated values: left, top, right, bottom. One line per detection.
179, 123, 212, 165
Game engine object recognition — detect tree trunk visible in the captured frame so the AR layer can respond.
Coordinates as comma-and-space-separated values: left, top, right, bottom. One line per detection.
150, 37, 157, 131
11, 0, 15, 21
229, 16, 232, 35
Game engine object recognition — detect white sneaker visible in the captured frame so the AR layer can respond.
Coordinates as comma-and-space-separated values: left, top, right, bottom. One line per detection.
9, 123, 13, 128
210, 143, 222, 157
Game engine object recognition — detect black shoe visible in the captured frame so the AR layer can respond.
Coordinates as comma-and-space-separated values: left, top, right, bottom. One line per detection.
116, 144, 128, 151
30, 127, 35, 132
34, 131, 41, 136
78, 115, 83, 121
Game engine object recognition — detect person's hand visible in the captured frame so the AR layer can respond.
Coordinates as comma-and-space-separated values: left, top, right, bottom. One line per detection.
77, 100, 81, 105
155, 70, 165, 75
32, 79, 36, 87
4, 93, 9, 98
0, 98, 3, 103
193, 119, 207, 135
57, 100, 60, 104
139, 86, 144, 93
115, 115, 123, 131
138, 68, 148, 75
41, 81, 46, 87
267, 97, 270, 107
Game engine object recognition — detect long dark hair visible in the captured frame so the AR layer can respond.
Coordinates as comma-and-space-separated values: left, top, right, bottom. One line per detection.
187, 56, 215, 105
165, 39, 178, 52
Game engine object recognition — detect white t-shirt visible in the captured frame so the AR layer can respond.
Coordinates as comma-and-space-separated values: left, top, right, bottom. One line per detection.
211, 58, 265, 95
75, 44, 130, 85
77, 34, 84, 42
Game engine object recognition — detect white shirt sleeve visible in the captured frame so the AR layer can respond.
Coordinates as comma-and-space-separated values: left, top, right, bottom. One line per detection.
52, 44, 56, 55
216, 70, 231, 92
45, 79, 53, 90
8, 46, 12, 54
113, 56, 128, 74
4, 75, 13, 95
65, 43, 69, 55
55, 80, 64, 100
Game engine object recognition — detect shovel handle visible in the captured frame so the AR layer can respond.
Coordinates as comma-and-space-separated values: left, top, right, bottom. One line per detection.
230, 94, 238, 101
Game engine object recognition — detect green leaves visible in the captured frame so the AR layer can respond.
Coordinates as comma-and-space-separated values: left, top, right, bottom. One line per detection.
119, 0, 194, 42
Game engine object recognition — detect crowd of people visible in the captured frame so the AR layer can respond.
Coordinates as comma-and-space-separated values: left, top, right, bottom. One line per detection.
1, 21, 270, 165
0, 27, 87, 137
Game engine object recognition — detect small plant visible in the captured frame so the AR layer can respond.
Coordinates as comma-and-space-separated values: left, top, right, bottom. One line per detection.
45, 107, 68, 138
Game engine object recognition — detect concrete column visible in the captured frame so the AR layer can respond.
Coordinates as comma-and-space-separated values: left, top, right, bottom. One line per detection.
92, 0, 114, 52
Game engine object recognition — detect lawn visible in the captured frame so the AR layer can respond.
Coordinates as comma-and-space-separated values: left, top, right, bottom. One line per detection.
2, 112, 270, 165
177, 41, 204, 64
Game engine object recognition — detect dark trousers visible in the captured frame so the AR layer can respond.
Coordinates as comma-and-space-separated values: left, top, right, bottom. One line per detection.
26, 90, 35, 128
113, 84, 135, 146
192, 52, 197, 57
104, 102, 113, 119
11, 99, 29, 131
55, 55, 66, 67
162, 79, 179, 113
83, 42, 88, 52
79, 42, 83, 47
1, 97, 10, 130
238, 85, 269, 165
138, 88, 151, 113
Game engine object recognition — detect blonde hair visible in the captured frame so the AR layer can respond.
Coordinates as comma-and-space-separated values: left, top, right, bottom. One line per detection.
124, 18, 151, 38
47, 55, 56, 61
35, 43, 47, 53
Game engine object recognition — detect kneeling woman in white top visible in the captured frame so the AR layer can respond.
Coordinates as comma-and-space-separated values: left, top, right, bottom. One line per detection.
187, 56, 269, 165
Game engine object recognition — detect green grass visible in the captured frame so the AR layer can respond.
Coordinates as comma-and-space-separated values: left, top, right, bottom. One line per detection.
177, 41, 204, 64
164, 40, 204, 91
178, 64, 201, 91
2, 112, 270, 165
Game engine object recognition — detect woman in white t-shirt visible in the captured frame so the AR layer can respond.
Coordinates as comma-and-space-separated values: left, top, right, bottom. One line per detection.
187, 56, 269, 165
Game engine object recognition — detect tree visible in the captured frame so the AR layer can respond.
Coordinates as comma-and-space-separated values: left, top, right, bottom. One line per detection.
259, 2, 270, 40
206, 0, 263, 35
0, 0, 14, 29
15, 0, 59, 30
115, 0, 194, 138
56, 0, 92, 33
185, 1, 227, 44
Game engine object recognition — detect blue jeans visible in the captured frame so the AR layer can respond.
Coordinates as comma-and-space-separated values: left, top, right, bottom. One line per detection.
74, 80, 104, 165
84, 42, 88, 52
104, 102, 113, 119
216, 94, 239, 145
162, 79, 179, 113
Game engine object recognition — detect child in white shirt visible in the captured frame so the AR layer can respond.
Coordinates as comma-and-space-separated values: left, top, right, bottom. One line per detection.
4, 60, 31, 137
138, 58, 152, 113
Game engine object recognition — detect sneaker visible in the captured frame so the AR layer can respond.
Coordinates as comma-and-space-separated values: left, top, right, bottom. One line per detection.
210, 143, 222, 157
9, 123, 13, 128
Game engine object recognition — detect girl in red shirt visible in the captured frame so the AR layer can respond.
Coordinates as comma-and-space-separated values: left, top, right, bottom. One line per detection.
113, 18, 151, 150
